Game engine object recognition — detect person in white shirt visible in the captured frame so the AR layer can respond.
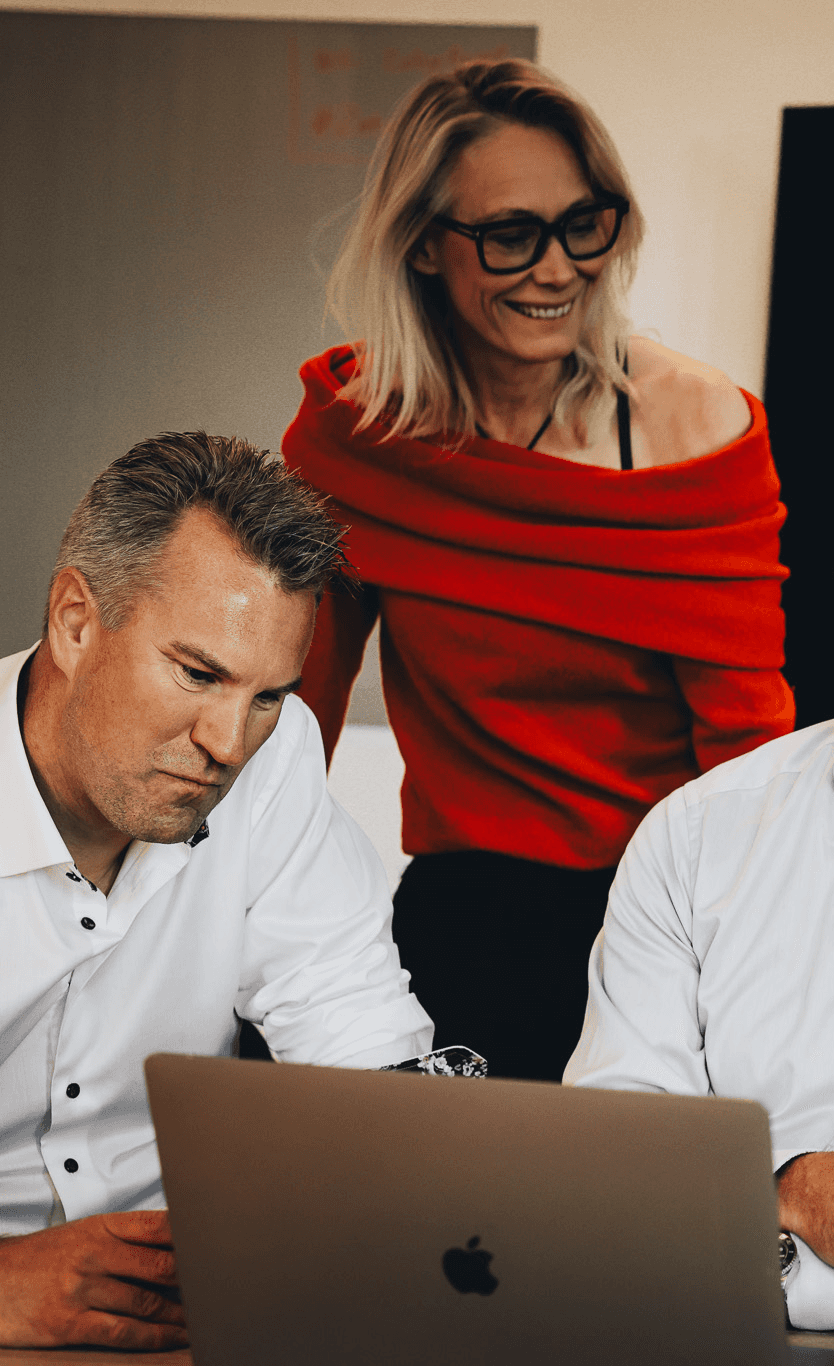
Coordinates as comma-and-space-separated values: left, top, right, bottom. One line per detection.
0, 430, 432, 1351
563, 720, 834, 1330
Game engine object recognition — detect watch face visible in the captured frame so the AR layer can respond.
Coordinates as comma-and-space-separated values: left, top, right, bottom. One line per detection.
779, 1232, 798, 1274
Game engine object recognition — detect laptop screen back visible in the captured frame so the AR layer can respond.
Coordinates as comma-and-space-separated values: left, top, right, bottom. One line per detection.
145, 1054, 789, 1366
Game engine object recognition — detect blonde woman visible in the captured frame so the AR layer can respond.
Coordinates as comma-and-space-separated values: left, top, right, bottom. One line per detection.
282, 59, 794, 1081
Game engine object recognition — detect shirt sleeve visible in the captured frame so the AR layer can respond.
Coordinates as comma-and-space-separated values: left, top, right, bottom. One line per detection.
671, 658, 795, 775
298, 583, 380, 767
235, 698, 433, 1068
564, 788, 834, 1330
563, 787, 710, 1095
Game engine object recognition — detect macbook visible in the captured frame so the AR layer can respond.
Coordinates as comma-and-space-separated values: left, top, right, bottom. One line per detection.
144, 1053, 789, 1366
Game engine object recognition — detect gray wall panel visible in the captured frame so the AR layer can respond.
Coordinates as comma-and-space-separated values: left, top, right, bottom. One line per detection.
1, 15, 536, 658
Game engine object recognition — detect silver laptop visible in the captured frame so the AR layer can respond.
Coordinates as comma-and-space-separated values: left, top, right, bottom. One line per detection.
144, 1053, 790, 1366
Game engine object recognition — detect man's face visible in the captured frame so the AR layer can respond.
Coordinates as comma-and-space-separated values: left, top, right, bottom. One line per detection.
59, 506, 316, 846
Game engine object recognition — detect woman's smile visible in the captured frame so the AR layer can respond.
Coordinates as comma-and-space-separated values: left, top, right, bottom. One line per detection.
503, 297, 575, 320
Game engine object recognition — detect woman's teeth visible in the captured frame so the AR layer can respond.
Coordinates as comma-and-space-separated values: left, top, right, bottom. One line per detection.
510, 301, 572, 319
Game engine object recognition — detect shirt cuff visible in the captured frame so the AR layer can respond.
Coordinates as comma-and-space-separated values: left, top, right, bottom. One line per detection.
786, 1234, 834, 1330
335, 1032, 434, 1070
255, 1020, 435, 1070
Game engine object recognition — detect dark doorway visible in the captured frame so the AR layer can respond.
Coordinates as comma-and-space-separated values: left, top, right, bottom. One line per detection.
764, 105, 834, 729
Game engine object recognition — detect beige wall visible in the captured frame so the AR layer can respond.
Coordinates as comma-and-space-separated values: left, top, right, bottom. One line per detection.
5, 0, 832, 397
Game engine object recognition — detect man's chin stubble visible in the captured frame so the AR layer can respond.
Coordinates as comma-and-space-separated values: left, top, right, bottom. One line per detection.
108, 790, 221, 845
127, 809, 210, 844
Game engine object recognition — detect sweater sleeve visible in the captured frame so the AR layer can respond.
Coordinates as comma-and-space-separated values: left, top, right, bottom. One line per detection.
671, 658, 795, 774
298, 583, 380, 768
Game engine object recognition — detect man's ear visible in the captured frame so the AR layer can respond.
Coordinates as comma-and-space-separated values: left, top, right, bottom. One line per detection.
408, 225, 444, 277
47, 567, 102, 681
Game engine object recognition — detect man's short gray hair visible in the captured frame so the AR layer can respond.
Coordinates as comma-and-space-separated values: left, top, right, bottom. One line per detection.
44, 430, 350, 632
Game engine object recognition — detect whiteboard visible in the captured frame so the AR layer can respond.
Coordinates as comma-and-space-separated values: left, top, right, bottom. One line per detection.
0, 15, 536, 655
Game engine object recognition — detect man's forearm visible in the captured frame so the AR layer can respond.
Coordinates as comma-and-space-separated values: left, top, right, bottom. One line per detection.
778, 1152, 834, 1264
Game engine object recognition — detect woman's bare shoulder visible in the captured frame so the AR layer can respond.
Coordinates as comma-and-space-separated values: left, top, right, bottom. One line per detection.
626, 336, 753, 467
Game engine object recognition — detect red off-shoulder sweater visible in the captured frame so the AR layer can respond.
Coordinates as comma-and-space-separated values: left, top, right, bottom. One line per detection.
282, 346, 795, 869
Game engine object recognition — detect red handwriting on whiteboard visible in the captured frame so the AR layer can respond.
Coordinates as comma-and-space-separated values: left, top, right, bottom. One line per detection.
311, 103, 384, 140
313, 49, 360, 72
382, 43, 510, 73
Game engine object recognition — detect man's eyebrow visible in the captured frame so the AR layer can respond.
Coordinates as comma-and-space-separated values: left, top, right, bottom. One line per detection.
169, 642, 303, 697
263, 676, 304, 699
170, 641, 236, 680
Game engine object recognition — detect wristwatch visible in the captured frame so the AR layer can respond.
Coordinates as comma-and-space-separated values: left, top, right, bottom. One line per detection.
779, 1231, 800, 1321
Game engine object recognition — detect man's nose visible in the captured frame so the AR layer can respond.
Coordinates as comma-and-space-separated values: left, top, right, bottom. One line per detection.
190, 697, 249, 769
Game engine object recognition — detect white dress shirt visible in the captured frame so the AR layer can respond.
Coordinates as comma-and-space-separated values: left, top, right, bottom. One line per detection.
563, 720, 834, 1329
0, 646, 432, 1236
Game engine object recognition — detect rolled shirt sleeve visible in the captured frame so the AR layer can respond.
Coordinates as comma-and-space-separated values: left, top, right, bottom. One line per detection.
236, 697, 433, 1067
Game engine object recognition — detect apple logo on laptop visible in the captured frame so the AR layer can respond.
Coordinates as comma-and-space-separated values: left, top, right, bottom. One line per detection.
442, 1236, 499, 1295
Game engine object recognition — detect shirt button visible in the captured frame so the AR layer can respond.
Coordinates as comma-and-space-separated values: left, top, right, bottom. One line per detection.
80, 917, 96, 930
66, 1083, 80, 1099
64, 1158, 79, 1173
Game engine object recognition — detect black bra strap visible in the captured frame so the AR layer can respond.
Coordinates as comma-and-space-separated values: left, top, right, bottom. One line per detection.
527, 411, 552, 451
617, 350, 633, 471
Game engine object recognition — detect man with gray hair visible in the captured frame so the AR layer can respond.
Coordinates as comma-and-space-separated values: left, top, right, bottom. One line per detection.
0, 431, 432, 1350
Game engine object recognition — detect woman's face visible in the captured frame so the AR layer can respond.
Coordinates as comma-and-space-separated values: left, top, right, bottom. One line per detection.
413, 121, 610, 370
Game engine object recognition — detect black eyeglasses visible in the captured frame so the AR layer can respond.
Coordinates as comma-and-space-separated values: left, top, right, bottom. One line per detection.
434, 194, 629, 274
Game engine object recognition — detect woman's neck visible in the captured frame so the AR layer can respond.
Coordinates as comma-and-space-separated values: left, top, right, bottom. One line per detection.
461, 339, 570, 448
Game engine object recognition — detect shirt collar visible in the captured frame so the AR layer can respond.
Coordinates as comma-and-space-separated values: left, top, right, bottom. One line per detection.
0, 646, 212, 878
0, 644, 72, 877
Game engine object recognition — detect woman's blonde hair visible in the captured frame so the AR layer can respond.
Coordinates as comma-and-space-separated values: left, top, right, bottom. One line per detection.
327, 58, 645, 446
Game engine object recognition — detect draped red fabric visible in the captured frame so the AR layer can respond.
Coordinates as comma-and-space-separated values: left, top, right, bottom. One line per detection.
282, 346, 795, 868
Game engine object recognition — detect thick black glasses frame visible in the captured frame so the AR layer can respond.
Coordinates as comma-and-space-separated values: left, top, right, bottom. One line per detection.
434, 194, 630, 273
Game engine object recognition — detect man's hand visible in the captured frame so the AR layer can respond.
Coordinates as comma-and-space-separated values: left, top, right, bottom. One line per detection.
778, 1153, 834, 1266
0, 1210, 188, 1350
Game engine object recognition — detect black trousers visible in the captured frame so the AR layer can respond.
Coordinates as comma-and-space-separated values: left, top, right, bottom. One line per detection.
392, 851, 616, 1083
